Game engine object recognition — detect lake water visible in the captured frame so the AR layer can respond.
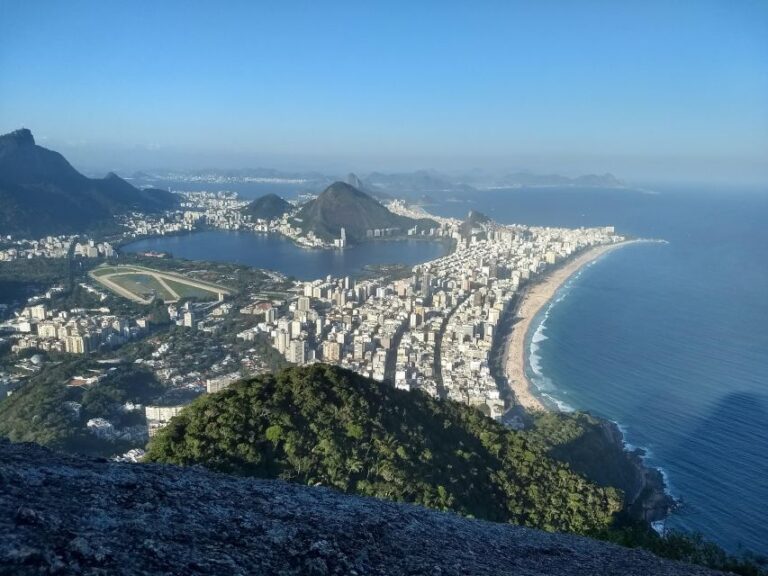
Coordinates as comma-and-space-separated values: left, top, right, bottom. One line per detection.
122, 230, 450, 280
430, 185, 768, 555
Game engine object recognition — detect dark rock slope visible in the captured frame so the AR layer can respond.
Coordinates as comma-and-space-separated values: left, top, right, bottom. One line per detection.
0, 439, 722, 576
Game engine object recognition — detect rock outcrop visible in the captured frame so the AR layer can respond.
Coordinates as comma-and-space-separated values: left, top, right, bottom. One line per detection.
0, 439, 722, 575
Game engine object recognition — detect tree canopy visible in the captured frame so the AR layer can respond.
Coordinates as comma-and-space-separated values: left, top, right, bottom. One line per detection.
146, 364, 622, 534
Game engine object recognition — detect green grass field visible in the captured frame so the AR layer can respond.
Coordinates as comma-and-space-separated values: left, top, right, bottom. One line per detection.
90, 266, 123, 277
90, 264, 231, 304
164, 278, 219, 300
109, 274, 176, 301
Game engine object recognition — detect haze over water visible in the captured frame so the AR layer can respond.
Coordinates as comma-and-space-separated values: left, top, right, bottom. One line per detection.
431, 186, 768, 554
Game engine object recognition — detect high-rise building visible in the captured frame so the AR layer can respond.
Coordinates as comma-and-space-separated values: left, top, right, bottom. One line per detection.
65, 334, 89, 354
322, 340, 341, 362
286, 339, 307, 365
183, 311, 196, 328
29, 304, 47, 321
421, 270, 432, 297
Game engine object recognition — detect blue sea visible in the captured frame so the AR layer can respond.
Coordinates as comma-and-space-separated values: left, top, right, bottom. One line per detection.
429, 185, 768, 555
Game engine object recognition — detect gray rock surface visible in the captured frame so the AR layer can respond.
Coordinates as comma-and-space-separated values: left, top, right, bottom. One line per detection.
0, 439, 723, 575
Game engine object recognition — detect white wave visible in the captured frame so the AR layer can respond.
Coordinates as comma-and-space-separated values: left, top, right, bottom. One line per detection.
657, 466, 677, 499
542, 392, 575, 412
612, 421, 678, 500
529, 343, 543, 375
531, 323, 548, 344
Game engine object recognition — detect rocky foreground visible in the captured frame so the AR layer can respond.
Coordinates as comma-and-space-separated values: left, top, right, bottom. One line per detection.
0, 439, 722, 576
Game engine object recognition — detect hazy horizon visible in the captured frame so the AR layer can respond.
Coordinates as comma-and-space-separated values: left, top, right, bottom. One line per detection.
2, 1, 767, 185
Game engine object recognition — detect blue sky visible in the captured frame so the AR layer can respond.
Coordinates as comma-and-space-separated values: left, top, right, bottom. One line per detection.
1, 0, 767, 182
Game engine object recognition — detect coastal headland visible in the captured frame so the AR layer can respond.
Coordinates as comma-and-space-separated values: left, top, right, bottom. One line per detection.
502, 240, 642, 411
498, 239, 675, 522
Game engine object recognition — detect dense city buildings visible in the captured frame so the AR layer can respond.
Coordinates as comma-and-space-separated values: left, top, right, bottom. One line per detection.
259, 215, 623, 420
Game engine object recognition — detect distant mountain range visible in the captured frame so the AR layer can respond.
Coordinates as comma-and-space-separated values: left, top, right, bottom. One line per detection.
293, 181, 436, 243
0, 129, 177, 237
363, 170, 477, 195
121, 166, 626, 199
494, 172, 625, 188
242, 193, 293, 220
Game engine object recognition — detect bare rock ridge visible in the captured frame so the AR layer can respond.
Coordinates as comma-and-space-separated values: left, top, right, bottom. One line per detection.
0, 439, 722, 575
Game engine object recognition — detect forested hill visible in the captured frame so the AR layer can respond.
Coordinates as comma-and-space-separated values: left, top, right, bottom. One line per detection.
293, 181, 435, 242
243, 193, 292, 220
146, 364, 622, 534
0, 128, 177, 236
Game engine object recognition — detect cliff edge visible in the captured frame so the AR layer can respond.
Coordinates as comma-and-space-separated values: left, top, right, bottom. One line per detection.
0, 439, 722, 576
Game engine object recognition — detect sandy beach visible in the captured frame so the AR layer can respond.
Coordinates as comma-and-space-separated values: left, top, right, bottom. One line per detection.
502, 241, 637, 411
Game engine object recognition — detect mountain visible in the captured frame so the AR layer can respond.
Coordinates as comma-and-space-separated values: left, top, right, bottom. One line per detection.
460, 209, 492, 238
345, 171, 394, 202
498, 172, 625, 188
294, 181, 434, 242
0, 129, 177, 237
1, 439, 725, 576
243, 193, 292, 220
147, 364, 622, 534
363, 169, 476, 195
346, 172, 365, 189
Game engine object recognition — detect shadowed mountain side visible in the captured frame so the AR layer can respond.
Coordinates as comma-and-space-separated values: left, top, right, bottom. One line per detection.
0, 439, 724, 576
243, 193, 293, 220
294, 181, 436, 242
0, 128, 177, 236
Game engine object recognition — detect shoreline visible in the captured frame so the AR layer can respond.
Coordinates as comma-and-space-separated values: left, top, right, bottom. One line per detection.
502, 240, 642, 412
498, 238, 676, 523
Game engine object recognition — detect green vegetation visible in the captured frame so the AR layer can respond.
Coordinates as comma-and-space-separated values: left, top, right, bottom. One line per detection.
0, 360, 163, 455
147, 364, 621, 534
111, 273, 175, 300
90, 264, 230, 303
595, 525, 767, 576
294, 181, 436, 242
242, 193, 292, 220
0, 258, 71, 306
115, 254, 289, 296
163, 278, 216, 299
0, 129, 177, 237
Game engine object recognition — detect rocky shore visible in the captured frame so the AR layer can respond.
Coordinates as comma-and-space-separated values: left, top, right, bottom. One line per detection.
495, 240, 675, 523
0, 439, 719, 575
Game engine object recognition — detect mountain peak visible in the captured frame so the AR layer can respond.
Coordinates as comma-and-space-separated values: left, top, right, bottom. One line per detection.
346, 172, 364, 189
243, 193, 292, 220
323, 180, 366, 197
295, 182, 416, 242
0, 128, 35, 152
0, 133, 178, 236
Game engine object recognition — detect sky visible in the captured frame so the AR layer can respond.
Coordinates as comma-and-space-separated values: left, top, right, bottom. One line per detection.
1, 0, 767, 184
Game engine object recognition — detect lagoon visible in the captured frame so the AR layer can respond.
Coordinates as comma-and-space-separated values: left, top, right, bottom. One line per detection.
121, 230, 450, 280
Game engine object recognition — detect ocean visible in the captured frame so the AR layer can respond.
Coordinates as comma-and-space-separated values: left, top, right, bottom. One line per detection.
429, 185, 768, 554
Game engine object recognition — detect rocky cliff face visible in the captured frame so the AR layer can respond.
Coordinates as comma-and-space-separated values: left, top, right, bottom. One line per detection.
0, 439, 721, 576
